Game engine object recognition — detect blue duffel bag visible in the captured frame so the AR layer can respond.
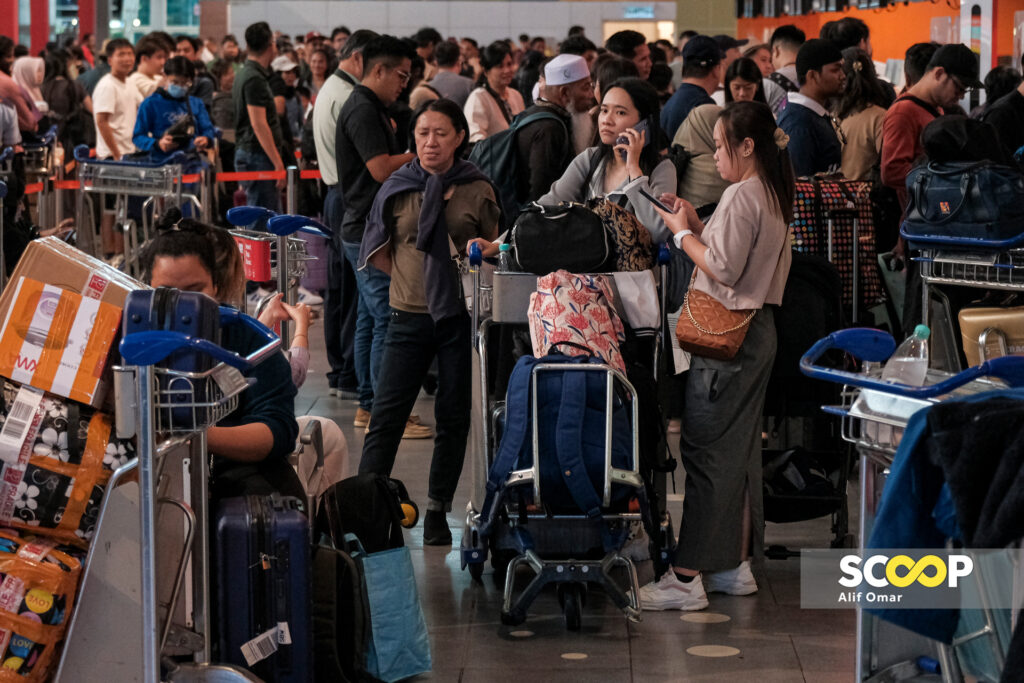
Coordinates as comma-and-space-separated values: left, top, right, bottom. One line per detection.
903, 160, 1024, 243
479, 351, 634, 543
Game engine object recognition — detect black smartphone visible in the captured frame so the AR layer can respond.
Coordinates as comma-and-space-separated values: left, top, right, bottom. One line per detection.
638, 187, 676, 213
616, 118, 651, 159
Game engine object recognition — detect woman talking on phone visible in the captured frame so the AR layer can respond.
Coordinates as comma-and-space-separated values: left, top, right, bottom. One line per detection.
638, 101, 793, 611
538, 77, 675, 242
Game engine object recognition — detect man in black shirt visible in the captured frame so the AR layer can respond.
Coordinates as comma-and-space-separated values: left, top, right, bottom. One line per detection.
661, 35, 722, 140
335, 35, 416, 427
233, 21, 286, 216
980, 57, 1024, 160
514, 53, 592, 205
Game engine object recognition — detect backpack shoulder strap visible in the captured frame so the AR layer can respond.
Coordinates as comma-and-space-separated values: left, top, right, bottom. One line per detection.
479, 356, 537, 528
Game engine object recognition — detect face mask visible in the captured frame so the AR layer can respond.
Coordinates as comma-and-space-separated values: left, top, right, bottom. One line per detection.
167, 83, 188, 99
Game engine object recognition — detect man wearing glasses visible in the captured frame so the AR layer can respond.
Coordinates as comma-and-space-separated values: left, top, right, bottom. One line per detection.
881, 43, 982, 218
881, 42, 982, 336
334, 35, 417, 433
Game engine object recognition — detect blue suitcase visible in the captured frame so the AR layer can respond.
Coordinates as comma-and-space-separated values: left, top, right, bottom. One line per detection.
122, 287, 221, 429
214, 494, 312, 683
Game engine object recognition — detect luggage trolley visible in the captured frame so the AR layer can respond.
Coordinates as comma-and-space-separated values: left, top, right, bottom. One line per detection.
801, 328, 1024, 682
21, 125, 58, 229
74, 145, 192, 276
226, 206, 329, 345
459, 243, 673, 630
55, 306, 281, 682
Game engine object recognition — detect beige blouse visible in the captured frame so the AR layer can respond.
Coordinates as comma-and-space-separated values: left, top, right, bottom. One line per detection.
463, 86, 525, 143
840, 104, 885, 182
695, 177, 791, 311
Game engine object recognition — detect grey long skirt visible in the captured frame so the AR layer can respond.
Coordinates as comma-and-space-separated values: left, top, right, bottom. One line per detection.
674, 306, 776, 572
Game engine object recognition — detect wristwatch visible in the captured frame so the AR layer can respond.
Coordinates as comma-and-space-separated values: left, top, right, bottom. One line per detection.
672, 229, 694, 249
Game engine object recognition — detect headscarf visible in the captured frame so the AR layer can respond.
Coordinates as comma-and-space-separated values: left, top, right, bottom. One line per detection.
12, 57, 44, 108
673, 104, 730, 209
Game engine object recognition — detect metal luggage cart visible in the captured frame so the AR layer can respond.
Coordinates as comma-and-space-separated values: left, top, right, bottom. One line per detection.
55, 306, 281, 682
801, 328, 1024, 682
226, 206, 330, 346
21, 125, 58, 229
459, 244, 673, 630
74, 145, 191, 276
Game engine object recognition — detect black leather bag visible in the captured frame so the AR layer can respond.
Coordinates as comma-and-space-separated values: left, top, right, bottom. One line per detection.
509, 202, 614, 275
903, 161, 1024, 242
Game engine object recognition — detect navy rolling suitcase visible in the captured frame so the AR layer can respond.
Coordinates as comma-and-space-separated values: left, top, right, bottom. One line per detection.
215, 494, 312, 683
122, 287, 221, 429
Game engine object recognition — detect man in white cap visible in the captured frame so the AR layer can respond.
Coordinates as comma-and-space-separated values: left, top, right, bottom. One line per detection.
514, 53, 593, 204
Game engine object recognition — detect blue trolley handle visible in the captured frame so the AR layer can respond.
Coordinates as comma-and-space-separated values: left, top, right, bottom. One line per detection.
266, 214, 332, 238
800, 328, 1024, 398
73, 143, 188, 167
119, 307, 280, 371
0, 181, 6, 200
899, 224, 1024, 250
0, 147, 13, 165
23, 125, 58, 149
226, 205, 278, 227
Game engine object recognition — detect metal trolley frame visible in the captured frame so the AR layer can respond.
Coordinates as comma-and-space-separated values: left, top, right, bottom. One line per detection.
802, 328, 1024, 682
55, 307, 281, 682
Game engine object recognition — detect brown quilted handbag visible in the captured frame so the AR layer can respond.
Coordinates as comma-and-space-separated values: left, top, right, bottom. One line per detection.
586, 198, 654, 272
675, 271, 755, 360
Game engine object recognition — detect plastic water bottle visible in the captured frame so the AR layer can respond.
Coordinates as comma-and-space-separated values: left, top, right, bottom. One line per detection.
881, 324, 931, 386
498, 243, 512, 272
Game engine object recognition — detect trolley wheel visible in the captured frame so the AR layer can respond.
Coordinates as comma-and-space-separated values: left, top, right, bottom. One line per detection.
400, 500, 419, 528
500, 608, 526, 626
468, 562, 485, 583
558, 585, 583, 631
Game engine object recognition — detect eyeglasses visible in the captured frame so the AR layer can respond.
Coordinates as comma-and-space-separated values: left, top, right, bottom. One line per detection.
393, 68, 411, 84
950, 75, 972, 96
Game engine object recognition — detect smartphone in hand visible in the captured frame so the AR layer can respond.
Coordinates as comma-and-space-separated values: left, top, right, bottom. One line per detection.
616, 119, 651, 160
638, 188, 676, 213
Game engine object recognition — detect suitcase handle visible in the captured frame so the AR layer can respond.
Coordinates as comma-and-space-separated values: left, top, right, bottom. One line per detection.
120, 309, 280, 370
900, 224, 1024, 250
800, 327, 1024, 397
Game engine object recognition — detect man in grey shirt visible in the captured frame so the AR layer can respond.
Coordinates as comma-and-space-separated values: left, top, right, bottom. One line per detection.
428, 41, 474, 109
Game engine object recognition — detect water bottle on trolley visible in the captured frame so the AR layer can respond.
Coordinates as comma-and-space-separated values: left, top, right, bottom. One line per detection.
880, 324, 931, 387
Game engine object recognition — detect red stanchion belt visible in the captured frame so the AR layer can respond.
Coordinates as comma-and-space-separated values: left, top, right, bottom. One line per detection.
299, 169, 321, 180
215, 170, 287, 182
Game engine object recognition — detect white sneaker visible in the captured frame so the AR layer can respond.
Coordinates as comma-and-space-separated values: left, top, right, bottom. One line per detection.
704, 560, 758, 596
297, 286, 323, 306
638, 570, 708, 611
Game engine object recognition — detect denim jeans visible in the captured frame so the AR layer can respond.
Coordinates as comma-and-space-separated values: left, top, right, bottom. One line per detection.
342, 241, 391, 411
322, 186, 357, 391
359, 310, 472, 507
233, 147, 281, 227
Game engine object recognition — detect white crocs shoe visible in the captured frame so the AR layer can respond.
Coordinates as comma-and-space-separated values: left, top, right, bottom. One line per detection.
297, 286, 324, 306
704, 560, 758, 596
638, 570, 708, 611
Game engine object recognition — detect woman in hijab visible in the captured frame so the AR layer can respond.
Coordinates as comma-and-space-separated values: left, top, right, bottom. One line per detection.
12, 56, 47, 116
674, 103, 730, 211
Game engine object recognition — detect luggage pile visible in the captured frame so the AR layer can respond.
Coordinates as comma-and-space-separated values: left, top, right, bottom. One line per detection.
0, 237, 142, 680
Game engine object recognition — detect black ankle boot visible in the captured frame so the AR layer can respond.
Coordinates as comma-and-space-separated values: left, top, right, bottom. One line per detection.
423, 509, 452, 546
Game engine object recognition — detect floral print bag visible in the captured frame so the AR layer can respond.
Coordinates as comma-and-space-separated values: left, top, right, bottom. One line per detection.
0, 382, 134, 548
528, 270, 626, 372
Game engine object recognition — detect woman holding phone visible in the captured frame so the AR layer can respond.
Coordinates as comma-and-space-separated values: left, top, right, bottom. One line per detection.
638, 101, 793, 611
537, 77, 676, 243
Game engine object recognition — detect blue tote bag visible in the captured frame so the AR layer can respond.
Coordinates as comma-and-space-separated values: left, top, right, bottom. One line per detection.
347, 534, 432, 681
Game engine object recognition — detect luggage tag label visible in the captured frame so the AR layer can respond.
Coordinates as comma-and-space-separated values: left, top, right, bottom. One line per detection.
276, 621, 292, 645
240, 626, 279, 667
0, 386, 44, 525
210, 365, 249, 401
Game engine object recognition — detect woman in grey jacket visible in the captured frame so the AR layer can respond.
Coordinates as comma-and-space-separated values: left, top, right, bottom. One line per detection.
539, 78, 676, 244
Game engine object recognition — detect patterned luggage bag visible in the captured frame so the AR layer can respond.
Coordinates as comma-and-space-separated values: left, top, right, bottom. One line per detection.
527, 270, 626, 372
789, 176, 882, 317
585, 198, 654, 272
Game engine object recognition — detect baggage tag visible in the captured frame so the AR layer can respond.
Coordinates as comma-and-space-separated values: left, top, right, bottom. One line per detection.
210, 365, 251, 400
276, 622, 292, 645
241, 626, 280, 667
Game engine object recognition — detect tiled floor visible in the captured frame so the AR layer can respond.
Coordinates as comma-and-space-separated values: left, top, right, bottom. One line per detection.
298, 330, 858, 681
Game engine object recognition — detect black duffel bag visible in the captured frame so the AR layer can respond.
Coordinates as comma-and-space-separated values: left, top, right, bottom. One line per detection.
510, 202, 615, 274
903, 160, 1024, 243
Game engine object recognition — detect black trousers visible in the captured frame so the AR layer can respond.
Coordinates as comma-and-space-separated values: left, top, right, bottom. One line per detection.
359, 310, 472, 508
322, 185, 358, 391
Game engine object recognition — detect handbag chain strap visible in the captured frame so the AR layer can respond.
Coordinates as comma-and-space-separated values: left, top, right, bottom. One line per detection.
682, 269, 755, 335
